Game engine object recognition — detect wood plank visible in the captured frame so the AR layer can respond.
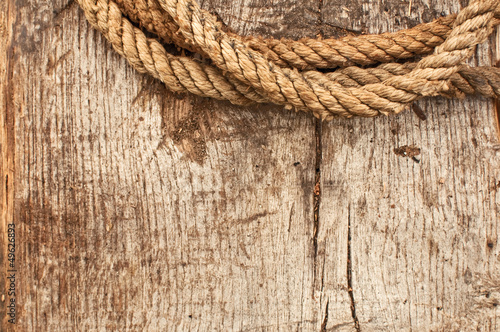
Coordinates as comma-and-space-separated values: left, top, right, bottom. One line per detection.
319, 0, 500, 330
1, 0, 499, 330
2, 0, 339, 330
0, 0, 15, 326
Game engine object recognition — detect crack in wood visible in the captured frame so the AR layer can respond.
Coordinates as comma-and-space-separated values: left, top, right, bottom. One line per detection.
347, 205, 361, 331
320, 299, 329, 331
496, 98, 500, 141
495, 61, 500, 141
312, 119, 322, 278
316, 0, 324, 37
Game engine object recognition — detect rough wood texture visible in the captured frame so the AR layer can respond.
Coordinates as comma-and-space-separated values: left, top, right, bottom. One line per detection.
1, 0, 499, 331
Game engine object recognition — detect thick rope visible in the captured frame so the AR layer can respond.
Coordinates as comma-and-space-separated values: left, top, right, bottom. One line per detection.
76, 0, 500, 119
114, 0, 459, 69
326, 64, 500, 98
140, 0, 500, 117
79, 0, 270, 105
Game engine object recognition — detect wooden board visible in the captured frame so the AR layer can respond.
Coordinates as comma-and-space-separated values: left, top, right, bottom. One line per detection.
1, 0, 499, 330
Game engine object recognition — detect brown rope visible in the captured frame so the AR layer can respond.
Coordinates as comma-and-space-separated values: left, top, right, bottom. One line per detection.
326, 64, 500, 98
114, 0, 458, 69
76, 0, 500, 119
142, 0, 500, 117
79, 0, 271, 105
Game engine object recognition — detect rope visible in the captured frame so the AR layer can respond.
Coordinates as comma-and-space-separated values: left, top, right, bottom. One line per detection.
76, 0, 500, 119
114, 0, 458, 69
79, 0, 268, 105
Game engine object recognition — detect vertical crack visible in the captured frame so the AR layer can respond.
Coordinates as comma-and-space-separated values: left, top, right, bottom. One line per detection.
313, 0, 324, 262
495, 61, 500, 141
320, 299, 329, 331
347, 206, 361, 331
313, 0, 324, 258
316, 0, 324, 37
313, 3, 325, 328
312, 119, 322, 274
495, 96, 500, 141
313, 0, 324, 304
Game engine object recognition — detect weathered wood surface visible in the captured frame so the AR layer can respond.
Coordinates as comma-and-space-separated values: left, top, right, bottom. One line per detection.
1, 0, 499, 330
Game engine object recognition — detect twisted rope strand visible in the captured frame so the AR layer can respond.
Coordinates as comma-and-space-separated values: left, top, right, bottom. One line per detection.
77, 0, 500, 119
115, 0, 461, 69
152, 0, 500, 117
106, 0, 500, 100
80, 0, 269, 105
326, 64, 500, 98
78, 0, 413, 117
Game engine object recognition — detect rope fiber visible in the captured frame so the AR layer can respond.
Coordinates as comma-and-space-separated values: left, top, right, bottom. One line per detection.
76, 0, 500, 119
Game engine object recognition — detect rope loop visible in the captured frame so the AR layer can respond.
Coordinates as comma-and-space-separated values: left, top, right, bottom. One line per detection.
77, 0, 500, 119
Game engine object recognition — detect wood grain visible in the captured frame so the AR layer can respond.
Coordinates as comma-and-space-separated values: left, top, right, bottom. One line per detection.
319, 1, 500, 330
1, 0, 499, 331
1, 0, 16, 327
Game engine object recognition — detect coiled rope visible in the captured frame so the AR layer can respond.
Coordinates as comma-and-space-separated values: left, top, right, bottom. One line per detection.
77, 0, 500, 119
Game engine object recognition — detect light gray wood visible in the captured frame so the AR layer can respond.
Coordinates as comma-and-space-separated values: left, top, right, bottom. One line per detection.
1, 0, 16, 327
319, 1, 500, 331
1, 0, 499, 331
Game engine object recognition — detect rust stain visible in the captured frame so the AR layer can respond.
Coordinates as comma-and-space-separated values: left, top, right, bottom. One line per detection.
412, 103, 427, 121
394, 145, 421, 163
160, 93, 281, 164
172, 107, 209, 164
